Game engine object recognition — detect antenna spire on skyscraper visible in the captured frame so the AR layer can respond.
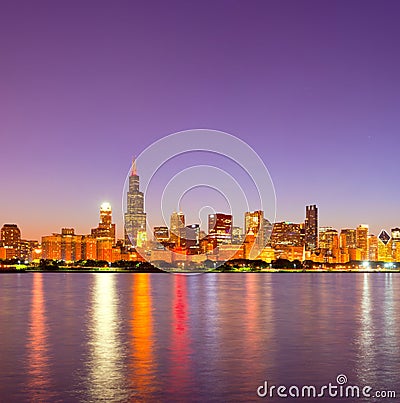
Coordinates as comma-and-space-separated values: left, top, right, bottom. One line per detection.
131, 157, 137, 176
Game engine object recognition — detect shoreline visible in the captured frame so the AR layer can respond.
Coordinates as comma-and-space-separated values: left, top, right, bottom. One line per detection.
1, 268, 399, 274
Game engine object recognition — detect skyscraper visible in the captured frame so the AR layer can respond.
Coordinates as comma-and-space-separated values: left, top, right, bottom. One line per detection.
208, 213, 232, 245
356, 224, 369, 260
340, 228, 357, 249
305, 205, 318, 251
270, 222, 303, 247
245, 210, 270, 250
91, 202, 116, 243
169, 211, 185, 246
124, 158, 147, 246
1, 224, 21, 249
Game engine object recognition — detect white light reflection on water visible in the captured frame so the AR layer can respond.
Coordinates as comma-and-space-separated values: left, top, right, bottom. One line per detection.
356, 273, 376, 386
86, 274, 127, 401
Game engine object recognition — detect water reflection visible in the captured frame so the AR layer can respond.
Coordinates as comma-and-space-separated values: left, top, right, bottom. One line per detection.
356, 273, 375, 385
26, 273, 52, 398
168, 275, 192, 396
87, 274, 126, 401
129, 273, 156, 397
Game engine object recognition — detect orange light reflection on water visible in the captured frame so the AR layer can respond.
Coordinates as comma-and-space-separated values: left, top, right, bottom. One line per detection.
27, 273, 51, 397
129, 273, 156, 396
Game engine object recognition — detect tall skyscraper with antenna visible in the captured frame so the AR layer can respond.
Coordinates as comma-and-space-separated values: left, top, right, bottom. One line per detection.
124, 158, 147, 246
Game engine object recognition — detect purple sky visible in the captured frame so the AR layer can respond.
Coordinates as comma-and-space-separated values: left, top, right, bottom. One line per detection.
1, 0, 400, 240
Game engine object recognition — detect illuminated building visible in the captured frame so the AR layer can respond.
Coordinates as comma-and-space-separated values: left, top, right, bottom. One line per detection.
182, 224, 200, 253
150, 249, 173, 264
91, 202, 116, 243
42, 229, 82, 262
391, 228, 400, 262
232, 226, 244, 244
42, 234, 62, 260
319, 227, 338, 250
153, 226, 169, 243
1, 224, 21, 249
0, 246, 17, 260
96, 237, 113, 262
274, 246, 304, 261
258, 246, 275, 263
368, 234, 378, 261
124, 158, 147, 246
305, 205, 318, 251
245, 211, 263, 235
111, 246, 122, 262
356, 224, 369, 260
270, 222, 303, 247
348, 247, 362, 261
340, 229, 357, 249
218, 244, 244, 260
393, 241, 400, 262
82, 236, 97, 260
170, 212, 185, 246
208, 213, 232, 245
378, 239, 393, 262
244, 211, 270, 248
391, 227, 400, 242
136, 230, 147, 248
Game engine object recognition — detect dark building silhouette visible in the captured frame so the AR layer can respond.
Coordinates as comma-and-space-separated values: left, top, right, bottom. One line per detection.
305, 205, 318, 251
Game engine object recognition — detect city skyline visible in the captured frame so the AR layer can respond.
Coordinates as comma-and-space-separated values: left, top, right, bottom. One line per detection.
1, 1, 400, 239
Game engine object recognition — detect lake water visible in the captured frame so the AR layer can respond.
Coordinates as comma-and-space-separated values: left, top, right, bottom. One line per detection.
0, 273, 399, 402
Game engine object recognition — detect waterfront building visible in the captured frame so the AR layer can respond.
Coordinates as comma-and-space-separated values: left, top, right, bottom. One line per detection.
304, 205, 318, 251
82, 236, 97, 260
208, 213, 232, 245
154, 226, 169, 243
91, 202, 116, 243
169, 211, 185, 246
356, 224, 369, 260
232, 226, 244, 244
96, 237, 113, 262
340, 228, 357, 249
182, 224, 200, 253
368, 234, 378, 261
270, 222, 303, 247
1, 224, 21, 249
124, 158, 147, 246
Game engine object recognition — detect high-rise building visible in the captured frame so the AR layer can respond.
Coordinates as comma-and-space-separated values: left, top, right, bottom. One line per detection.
124, 158, 147, 246
391, 227, 400, 242
340, 229, 357, 249
391, 228, 400, 262
368, 234, 378, 261
82, 236, 97, 260
153, 226, 169, 243
319, 227, 338, 250
305, 205, 318, 251
356, 224, 369, 260
1, 224, 21, 249
96, 237, 113, 262
244, 210, 271, 250
183, 224, 200, 252
42, 228, 82, 262
270, 222, 303, 247
208, 213, 232, 245
169, 211, 185, 246
91, 202, 116, 243
42, 234, 62, 260
232, 226, 244, 244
